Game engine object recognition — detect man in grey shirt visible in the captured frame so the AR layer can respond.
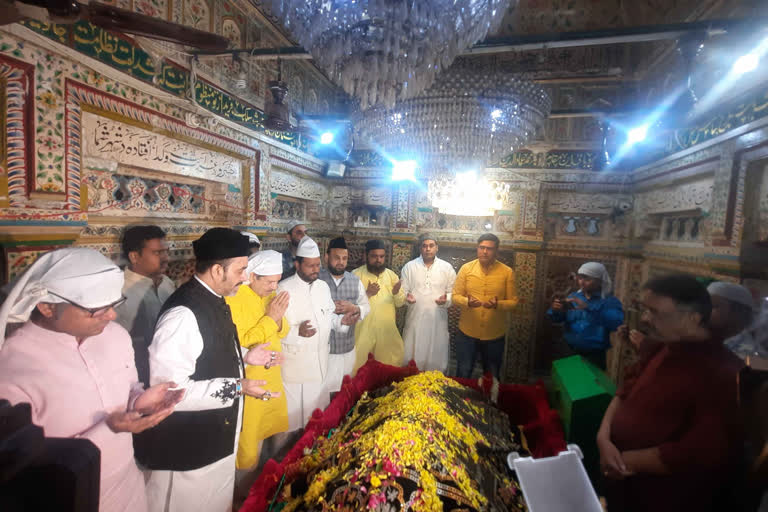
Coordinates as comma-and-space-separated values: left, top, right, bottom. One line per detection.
116, 225, 176, 385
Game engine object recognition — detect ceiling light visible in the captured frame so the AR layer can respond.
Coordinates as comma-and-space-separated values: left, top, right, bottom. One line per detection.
627, 124, 649, 145
261, 0, 512, 109
320, 132, 334, 144
355, 60, 551, 176
733, 53, 759, 75
391, 160, 418, 182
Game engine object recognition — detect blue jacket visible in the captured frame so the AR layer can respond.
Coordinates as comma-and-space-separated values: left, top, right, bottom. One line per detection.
546, 290, 624, 351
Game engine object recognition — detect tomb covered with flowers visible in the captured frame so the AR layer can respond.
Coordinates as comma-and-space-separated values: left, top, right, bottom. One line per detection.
242, 358, 566, 512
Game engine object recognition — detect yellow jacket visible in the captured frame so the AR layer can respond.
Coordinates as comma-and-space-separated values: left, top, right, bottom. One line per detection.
226, 284, 290, 469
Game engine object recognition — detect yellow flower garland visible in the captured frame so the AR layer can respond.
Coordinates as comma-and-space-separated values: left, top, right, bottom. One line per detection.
280, 371, 526, 512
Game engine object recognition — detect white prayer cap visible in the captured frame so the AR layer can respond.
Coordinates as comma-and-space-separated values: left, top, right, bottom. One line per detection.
0, 248, 124, 347
286, 220, 305, 234
707, 281, 755, 309
577, 262, 613, 297
240, 231, 260, 246
247, 250, 282, 276
296, 236, 320, 258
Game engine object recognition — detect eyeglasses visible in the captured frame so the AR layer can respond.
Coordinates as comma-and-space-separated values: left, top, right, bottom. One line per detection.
48, 292, 128, 317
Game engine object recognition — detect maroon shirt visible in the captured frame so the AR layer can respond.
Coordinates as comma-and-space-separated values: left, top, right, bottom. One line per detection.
606, 340, 743, 512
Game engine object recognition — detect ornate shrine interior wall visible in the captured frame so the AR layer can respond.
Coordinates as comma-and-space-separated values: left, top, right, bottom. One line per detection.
2, 19, 768, 384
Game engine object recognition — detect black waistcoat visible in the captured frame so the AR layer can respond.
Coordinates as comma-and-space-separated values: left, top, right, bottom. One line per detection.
133, 277, 244, 471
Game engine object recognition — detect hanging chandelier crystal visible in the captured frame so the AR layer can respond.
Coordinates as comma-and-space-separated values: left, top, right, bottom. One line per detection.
354, 59, 552, 175
260, 0, 512, 110
428, 171, 510, 216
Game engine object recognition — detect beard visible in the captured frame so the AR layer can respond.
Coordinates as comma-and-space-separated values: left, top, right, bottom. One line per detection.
298, 268, 319, 283
366, 262, 385, 274
328, 265, 346, 276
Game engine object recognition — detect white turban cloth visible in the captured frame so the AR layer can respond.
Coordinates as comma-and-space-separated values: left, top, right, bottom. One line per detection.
296, 236, 320, 258
241, 231, 260, 246
0, 248, 124, 347
247, 250, 283, 276
577, 262, 613, 298
707, 282, 755, 309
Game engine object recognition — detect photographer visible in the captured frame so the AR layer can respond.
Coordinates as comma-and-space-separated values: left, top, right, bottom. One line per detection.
546, 262, 624, 370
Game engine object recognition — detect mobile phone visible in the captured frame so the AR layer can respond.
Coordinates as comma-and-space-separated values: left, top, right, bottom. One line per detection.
627, 308, 640, 332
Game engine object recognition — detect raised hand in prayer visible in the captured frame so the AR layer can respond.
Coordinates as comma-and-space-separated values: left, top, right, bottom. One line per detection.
482, 296, 498, 309
299, 320, 317, 337
566, 296, 588, 310
244, 344, 284, 366
108, 382, 182, 433
435, 294, 447, 305
107, 409, 175, 434
392, 280, 403, 295
241, 378, 281, 399
266, 291, 290, 323
467, 295, 483, 308
335, 300, 359, 315
366, 281, 380, 298
341, 311, 361, 326
406, 293, 417, 304
134, 382, 185, 415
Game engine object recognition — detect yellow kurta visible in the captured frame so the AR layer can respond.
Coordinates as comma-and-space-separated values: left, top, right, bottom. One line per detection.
225, 285, 290, 470
352, 266, 406, 371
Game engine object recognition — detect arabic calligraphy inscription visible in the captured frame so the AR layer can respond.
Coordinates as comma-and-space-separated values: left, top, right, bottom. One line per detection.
81, 112, 242, 186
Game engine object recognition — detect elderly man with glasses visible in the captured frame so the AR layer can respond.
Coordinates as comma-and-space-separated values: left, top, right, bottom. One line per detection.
0, 248, 183, 512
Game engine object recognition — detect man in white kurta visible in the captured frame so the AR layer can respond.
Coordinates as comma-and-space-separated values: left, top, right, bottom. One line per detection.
278, 236, 354, 431
139, 228, 281, 512
401, 234, 457, 373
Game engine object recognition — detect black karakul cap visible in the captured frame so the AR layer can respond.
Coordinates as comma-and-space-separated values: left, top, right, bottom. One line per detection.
365, 239, 386, 252
193, 228, 250, 261
328, 237, 348, 250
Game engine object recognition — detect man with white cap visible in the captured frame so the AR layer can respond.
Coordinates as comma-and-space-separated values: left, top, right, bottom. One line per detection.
0, 248, 183, 512
241, 231, 261, 254
135, 228, 282, 512
546, 261, 624, 370
226, 251, 289, 469
278, 236, 358, 431
226, 250, 290, 504
281, 220, 307, 279
707, 281, 755, 339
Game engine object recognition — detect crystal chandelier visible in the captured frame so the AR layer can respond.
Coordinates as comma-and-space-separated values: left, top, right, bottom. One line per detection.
354, 59, 552, 175
428, 171, 510, 216
260, 0, 512, 110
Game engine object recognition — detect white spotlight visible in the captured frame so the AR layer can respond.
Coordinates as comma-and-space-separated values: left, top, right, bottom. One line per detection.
627, 124, 649, 145
320, 132, 334, 144
491, 109, 503, 119
733, 53, 759, 75
456, 170, 477, 184
392, 160, 418, 181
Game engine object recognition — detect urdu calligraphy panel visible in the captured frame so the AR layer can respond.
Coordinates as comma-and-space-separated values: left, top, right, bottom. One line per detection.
81, 112, 242, 186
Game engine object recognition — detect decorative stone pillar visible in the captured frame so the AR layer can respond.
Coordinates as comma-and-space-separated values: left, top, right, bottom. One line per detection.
505, 250, 539, 382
